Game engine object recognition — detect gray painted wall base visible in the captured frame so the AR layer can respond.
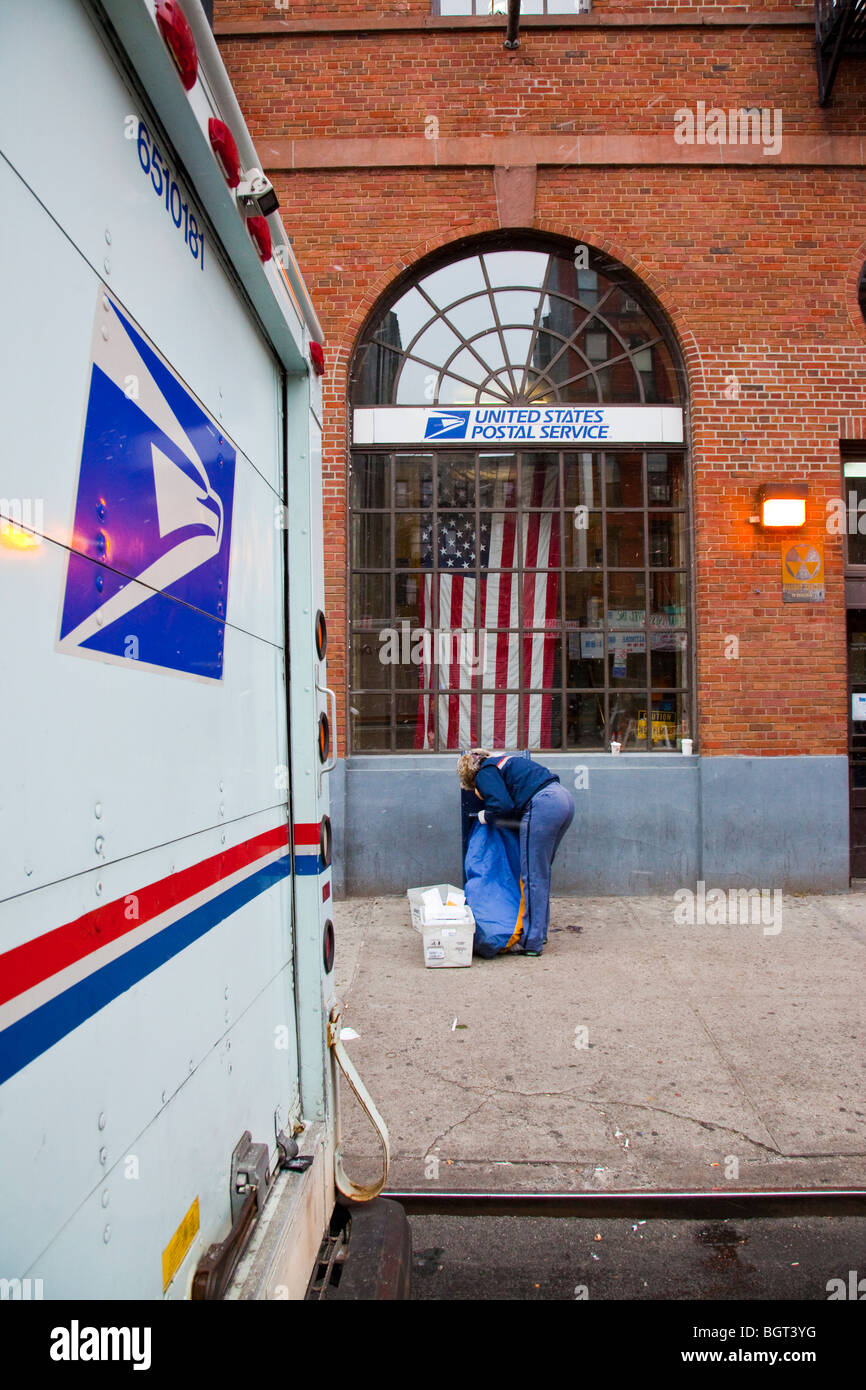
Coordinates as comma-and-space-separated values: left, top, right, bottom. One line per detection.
328, 754, 850, 897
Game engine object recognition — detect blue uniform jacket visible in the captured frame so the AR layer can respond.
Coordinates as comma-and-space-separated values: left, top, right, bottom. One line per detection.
474, 754, 559, 827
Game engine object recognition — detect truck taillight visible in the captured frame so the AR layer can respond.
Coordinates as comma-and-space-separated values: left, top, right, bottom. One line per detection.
318, 712, 330, 764
208, 119, 241, 188
155, 1, 198, 91
247, 215, 272, 263
320, 816, 332, 868
323, 920, 335, 974
310, 342, 325, 376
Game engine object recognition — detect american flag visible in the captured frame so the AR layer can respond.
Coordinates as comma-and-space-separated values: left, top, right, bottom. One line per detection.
415, 458, 560, 750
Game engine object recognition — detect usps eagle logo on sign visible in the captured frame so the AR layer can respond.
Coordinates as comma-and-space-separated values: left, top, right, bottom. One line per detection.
423, 410, 470, 441
57, 292, 236, 681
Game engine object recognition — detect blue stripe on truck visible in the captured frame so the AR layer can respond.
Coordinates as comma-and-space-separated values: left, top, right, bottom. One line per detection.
0, 856, 291, 1087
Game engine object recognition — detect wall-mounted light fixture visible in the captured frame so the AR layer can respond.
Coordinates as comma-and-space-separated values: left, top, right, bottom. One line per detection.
751, 482, 808, 528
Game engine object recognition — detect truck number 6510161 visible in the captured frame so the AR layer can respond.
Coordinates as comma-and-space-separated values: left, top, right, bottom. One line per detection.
136, 119, 204, 271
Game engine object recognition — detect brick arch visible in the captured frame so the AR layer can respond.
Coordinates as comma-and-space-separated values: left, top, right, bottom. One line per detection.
324, 217, 501, 394
844, 237, 866, 344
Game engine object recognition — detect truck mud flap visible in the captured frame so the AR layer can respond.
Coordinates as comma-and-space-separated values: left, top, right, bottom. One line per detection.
324, 1198, 412, 1301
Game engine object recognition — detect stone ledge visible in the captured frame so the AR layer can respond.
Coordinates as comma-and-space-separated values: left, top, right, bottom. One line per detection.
216, 11, 811, 38
261, 133, 865, 170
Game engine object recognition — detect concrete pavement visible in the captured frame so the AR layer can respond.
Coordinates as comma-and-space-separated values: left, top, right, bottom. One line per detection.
331, 890, 866, 1193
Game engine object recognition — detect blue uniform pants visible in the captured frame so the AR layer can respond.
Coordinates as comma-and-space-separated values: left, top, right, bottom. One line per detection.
519, 782, 575, 952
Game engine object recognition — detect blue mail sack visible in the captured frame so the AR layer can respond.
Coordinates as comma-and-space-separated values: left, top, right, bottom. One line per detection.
464, 821, 525, 957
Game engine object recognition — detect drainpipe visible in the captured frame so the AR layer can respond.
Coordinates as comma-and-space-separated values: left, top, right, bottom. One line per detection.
504, 0, 521, 49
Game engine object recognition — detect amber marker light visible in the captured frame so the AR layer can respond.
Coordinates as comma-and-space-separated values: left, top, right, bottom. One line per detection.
0, 525, 40, 551
755, 482, 808, 528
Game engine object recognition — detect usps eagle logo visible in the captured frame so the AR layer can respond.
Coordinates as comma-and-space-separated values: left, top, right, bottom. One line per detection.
423, 410, 470, 441
57, 292, 236, 681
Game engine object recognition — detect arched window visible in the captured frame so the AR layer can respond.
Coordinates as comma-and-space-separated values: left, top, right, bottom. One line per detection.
352, 242, 682, 409
348, 235, 691, 755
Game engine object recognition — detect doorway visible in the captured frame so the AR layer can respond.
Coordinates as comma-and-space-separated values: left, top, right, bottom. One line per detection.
842, 453, 866, 880
848, 609, 866, 878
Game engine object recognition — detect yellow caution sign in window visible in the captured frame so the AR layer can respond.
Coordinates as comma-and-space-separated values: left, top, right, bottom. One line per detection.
636, 708, 678, 743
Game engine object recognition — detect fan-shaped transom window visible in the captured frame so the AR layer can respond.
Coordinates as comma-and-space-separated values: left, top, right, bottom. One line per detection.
351, 244, 682, 409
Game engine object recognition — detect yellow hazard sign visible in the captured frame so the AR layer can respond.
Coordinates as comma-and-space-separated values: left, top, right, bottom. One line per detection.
781, 541, 824, 602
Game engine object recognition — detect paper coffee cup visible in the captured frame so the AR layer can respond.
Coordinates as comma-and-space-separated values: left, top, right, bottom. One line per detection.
610, 741, 621, 755
681, 738, 693, 756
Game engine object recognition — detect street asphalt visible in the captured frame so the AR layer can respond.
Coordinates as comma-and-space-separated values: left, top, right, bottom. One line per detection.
407, 1213, 866, 1302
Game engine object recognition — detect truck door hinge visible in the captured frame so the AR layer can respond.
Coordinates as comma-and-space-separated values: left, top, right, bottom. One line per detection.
277, 1129, 314, 1172
191, 1131, 271, 1300
230, 1131, 270, 1224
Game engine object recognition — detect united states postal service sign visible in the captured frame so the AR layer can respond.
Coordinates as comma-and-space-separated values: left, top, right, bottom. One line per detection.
353, 405, 684, 446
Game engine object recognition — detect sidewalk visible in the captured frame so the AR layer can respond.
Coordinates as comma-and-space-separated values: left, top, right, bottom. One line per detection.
332, 890, 866, 1193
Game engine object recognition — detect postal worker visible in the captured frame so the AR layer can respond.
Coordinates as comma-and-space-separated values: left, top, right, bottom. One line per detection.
456, 749, 575, 956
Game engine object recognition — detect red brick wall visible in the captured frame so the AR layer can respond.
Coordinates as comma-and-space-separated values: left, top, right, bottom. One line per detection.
215, 26, 866, 137
216, 2, 863, 757
215, 21, 866, 138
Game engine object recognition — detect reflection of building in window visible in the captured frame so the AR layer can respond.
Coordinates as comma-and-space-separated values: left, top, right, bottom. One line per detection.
354, 309, 400, 406
351, 244, 680, 409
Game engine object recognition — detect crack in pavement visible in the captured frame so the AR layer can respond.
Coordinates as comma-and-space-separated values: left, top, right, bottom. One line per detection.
416, 1060, 582, 1102
684, 1002, 783, 1152
578, 1100, 866, 1160
581, 1097, 782, 1156
365, 1056, 863, 1162
414, 1062, 797, 1155
615, 899, 783, 1153
425, 1096, 493, 1155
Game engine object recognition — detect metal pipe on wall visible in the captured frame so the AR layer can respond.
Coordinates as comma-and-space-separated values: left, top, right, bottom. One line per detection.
505, 0, 522, 50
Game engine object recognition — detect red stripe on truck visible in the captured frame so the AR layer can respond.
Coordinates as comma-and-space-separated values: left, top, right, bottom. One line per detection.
0, 824, 289, 1007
